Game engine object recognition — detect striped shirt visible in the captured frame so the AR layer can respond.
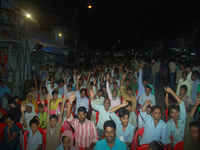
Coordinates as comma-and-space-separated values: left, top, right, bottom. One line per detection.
68, 118, 98, 148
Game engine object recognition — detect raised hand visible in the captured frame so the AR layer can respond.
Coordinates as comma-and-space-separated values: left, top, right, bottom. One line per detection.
122, 73, 126, 81
106, 73, 110, 81
89, 89, 95, 100
121, 101, 128, 107
21, 104, 26, 112
165, 87, 173, 93
69, 92, 76, 103
47, 93, 51, 102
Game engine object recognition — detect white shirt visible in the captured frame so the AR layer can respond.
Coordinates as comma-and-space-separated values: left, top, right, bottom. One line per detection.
139, 93, 156, 106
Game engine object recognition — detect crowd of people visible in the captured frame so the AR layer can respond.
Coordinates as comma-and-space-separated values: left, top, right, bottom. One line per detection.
0, 58, 200, 150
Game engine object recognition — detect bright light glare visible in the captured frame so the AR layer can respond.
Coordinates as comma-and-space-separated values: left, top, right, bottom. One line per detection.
58, 33, 62, 37
88, 5, 92, 8
26, 13, 31, 19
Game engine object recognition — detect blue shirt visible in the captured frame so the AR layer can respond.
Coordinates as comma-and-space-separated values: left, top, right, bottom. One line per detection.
0, 85, 11, 99
191, 79, 200, 103
111, 113, 135, 143
3, 124, 20, 150
136, 69, 145, 100
91, 101, 112, 130
166, 101, 186, 145
75, 91, 89, 114
94, 138, 128, 150
139, 112, 168, 145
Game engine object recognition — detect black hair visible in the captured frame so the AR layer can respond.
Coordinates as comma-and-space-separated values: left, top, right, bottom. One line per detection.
189, 121, 200, 131
169, 104, 180, 114
6, 112, 16, 122
192, 71, 199, 79
50, 114, 58, 121
103, 120, 116, 130
152, 105, 162, 113
29, 118, 39, 127
180, 85, 188, 92
119, 109, 130, 118
126, 101, 132, 107
149, 141, 164, 150
62, 136, 67, 143
38, 103, 44, 108
52, 90, 58, 96
78, 106, 87, 114
80, 88, 87, 94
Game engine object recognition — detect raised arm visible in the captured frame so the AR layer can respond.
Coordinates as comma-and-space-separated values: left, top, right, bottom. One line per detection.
190, 99, 200, 117
165, 92, 169, 109
106, 74, 113, 101
109, 101, 128, 113
166, 87, 182, 104
46, 94, 51, 124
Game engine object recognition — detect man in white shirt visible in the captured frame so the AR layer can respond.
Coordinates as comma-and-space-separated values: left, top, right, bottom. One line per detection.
138, 84, 156, 106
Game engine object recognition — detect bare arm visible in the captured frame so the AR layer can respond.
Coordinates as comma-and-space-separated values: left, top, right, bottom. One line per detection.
190, 100, 200, 117
166, 87, 182, 104
109, 102, 128, 113
165, 92, 169, 108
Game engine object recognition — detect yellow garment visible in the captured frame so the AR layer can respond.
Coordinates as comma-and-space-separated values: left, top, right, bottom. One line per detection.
39, 112, 47, 129
23, 93, 38, 111
50, 98, 62, 111
120, 85, 137, 112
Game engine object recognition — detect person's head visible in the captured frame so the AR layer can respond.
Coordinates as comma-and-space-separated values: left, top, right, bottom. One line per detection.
169, 104, 180, 121
77, 107, 87, 123
104, 120, 116, 144
29, 118, 39, 134
119, 109, 129, 127
67, 84, 72, 91
49, 115, 58, 128
41, 87, 48, 95
6, 113, 15, 128
8, 99, 17, 109
152, 106, 162, 121
52, 90, 58, 100
97, 90, 103, 97
113, 81, 118, 89
26, 104, 33, 113
27, 93, 33, 101
126, 101, 132, 112
127, 87, 133, 96
179, 85, 187, 96
38, 103, 44, 113
80, 88, 86, 98
62, 136, 72, 149
104, 98, 111, 111
58, 80, 64, 88
192, 71, 199, 81
189, 121, 200, 141
145, 85, 152, 96
112, 89, 117, 97
148, 141, 164, 150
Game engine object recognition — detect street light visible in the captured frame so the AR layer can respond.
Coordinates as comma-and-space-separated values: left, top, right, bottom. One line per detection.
26, 13, 32, 19
88, 5, 92, 8
58, 33, 63, 38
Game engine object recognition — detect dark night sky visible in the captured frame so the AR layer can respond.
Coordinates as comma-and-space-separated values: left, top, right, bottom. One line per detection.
20, 0, 200, 48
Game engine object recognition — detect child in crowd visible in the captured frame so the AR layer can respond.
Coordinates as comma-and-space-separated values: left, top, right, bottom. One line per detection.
21, 103, 37, 130
46, 93, 65, 150
2, 113, 20, 150
26, 118, 42, 150
38, 103, 47, 129
49, 90, 62, 115
165, 87, 186, 147
139, 101, 168, 145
